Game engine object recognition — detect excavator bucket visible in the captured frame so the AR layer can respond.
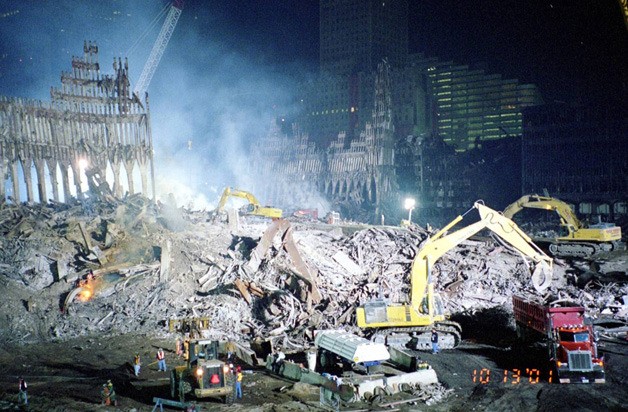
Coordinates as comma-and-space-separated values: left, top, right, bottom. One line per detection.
531, 262, 552, 293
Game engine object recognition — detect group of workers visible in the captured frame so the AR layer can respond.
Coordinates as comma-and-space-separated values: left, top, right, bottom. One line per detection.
100, 380, 117, 406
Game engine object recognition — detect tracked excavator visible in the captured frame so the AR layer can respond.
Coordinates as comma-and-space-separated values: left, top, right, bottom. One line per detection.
214, 187, 283, 219
356, 201, 554, 351
503, 194, 622, 258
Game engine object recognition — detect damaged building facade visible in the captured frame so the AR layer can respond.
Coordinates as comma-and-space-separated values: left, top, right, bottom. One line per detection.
251, 61, 397, 220
522, 103, 628, 218
0, 42, 155, 204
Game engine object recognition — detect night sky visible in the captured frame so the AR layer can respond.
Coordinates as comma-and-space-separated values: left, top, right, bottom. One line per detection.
0, 0, 625, 205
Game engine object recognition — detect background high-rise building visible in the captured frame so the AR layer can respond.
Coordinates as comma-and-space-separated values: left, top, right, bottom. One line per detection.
319, 0, 409, 75
426, 63, 543, 151
302, 0, 541, 154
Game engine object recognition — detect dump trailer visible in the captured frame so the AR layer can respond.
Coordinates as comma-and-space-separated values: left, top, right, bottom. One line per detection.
314, 330, 390, 373
513, 295, 605, 383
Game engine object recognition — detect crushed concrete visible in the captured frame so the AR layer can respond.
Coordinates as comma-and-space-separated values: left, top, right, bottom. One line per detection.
1, 196, 626, 348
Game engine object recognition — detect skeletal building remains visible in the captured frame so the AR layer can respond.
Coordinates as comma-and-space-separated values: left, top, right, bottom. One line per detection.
0, 42, 154, 204
251, 61, 397, 219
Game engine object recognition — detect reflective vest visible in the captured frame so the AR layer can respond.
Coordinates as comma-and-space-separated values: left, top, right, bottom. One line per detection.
237, 372, 243, 382
134, 355, 141, 365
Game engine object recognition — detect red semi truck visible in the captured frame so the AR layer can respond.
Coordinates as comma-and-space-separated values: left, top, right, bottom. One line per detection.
512, 295, 605, 383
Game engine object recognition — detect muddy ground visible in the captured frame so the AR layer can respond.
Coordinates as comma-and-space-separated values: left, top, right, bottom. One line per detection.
0, 324, 626, 412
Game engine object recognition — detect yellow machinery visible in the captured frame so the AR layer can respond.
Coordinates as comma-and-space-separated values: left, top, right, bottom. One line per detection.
215, 187, 283, 219
168, 317, 211, 337
171, 339, 235, 404
503, 195, 622, 258
356, 201, 553, 350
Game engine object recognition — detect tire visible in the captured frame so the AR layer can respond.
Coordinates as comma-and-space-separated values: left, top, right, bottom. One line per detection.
224, 374, 236, 404
178, 378, 192, 403
170, 371, 177, 399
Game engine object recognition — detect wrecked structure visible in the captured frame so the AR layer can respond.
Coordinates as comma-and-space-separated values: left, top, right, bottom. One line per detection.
0, 42, 155, 204
521, 103, 628, 218
251, 60, 397, 220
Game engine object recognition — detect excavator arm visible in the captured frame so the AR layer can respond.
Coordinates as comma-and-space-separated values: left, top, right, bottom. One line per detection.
411, 202, 553, 314
215, 187, 283, 219
503, 195, 622, 257
503, 195, 583, 235
357, 201, 552, 351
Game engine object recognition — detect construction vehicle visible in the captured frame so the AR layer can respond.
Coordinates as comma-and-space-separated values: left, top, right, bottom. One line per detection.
168, 317, 210, 337
171, 339, 235, 404
214, 187, 283, 219
513, 295, 605, 383
503, 194, 622, 258
293, 208, 319, 221
356, 201, 553, 350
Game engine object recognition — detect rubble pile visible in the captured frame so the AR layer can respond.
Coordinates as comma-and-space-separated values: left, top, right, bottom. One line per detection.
0, 197, 626, 349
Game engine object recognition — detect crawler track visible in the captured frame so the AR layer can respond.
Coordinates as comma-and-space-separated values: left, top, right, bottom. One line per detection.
372, 321, 462, 350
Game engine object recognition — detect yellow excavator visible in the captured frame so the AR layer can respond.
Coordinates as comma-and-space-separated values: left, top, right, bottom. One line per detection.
214, 187, 283, 219
356, 201, 553, 350
503, 195, 622, 258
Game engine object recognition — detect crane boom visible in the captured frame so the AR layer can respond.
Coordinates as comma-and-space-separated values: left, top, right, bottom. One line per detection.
133, 1, 183, 97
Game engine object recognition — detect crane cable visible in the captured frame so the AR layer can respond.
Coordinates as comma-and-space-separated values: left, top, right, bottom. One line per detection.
124, 1, 171, 83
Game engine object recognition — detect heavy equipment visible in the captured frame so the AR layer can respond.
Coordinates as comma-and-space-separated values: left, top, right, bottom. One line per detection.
171, 339, 235, 404
513, 295, 605, 383
214, 187, 283, 219
503, 194, 622, 258
356, 201, 553, 350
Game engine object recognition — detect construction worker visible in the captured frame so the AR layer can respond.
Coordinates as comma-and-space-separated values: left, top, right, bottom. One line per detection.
176, 338, 183, 358
156, 348, 167, 371
101, 383, 111, 405
107, 380, 118, 406
17, 377, 27, 406
273, 351, 285, 374
431, 329, 439, 354
225, 340, 236, 360
183, 338, 190, 361
235, 365, 243, 399
133, 353, 141, 376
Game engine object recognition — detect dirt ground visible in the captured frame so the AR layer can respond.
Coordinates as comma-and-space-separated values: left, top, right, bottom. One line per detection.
0, 328, 626, 412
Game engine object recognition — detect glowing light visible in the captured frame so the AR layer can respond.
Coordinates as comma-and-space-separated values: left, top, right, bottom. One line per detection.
404, 198, 416, 222
78, 289, 92, 302
78, 158, 89, 170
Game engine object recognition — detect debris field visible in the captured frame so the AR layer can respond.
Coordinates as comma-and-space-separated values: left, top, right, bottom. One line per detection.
0, 196, 626, 411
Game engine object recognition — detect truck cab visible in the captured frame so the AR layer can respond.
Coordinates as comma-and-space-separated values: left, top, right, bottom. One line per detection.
553, 325, 605, 383
513, 295, 605, 383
